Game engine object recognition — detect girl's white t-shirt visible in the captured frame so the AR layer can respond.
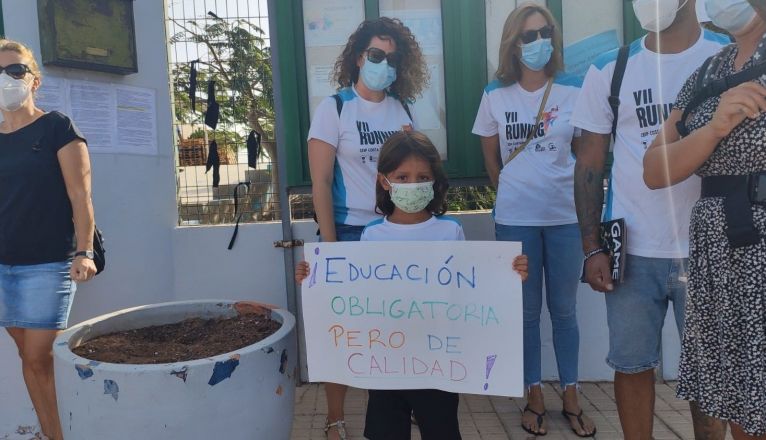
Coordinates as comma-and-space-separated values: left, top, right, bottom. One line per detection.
472, 74, 582, 227
361, 215, 465, 242
308, 86, 412, 226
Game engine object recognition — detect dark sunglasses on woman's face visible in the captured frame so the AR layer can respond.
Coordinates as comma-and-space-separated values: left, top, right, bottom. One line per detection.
0, 63, 32, 80
519, 25, 554, 44
364, 47, 401, 68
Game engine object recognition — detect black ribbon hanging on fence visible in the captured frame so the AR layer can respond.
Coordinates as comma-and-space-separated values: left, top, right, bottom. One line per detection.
206, 140, 220, 187
247, 130, 261, 168
189, 60, 198, 112
205, 80, 220, 130
228, 181, 251, 250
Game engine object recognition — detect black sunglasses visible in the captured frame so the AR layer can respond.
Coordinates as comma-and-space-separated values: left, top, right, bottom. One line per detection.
0, 63, 32, 80
364, 47, 401, 68
519, 25, 554, 44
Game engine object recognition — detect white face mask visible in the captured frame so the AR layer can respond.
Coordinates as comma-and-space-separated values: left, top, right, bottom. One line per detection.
633, 0, 689, 33
0, 73, 31, 112
705, 0, 757, 33
385, 177, 435, 214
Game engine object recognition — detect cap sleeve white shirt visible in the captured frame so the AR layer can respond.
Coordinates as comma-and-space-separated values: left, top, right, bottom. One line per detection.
308, 86, 413, 226
570, 30, 730, 258
361, 215, 465, 242
472, 74, 582, 226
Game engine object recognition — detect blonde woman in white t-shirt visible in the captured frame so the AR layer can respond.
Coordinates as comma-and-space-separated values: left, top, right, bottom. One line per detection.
306, 17, 428, 440
471, 3, 594, 437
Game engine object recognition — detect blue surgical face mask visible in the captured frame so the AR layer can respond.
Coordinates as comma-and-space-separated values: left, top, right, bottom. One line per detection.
519, 38, 554, 72
705, 0, 757, 33
360, 59, 397, 92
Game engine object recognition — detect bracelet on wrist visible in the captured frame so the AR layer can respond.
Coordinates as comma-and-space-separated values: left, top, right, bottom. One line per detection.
583, 246, 609, 261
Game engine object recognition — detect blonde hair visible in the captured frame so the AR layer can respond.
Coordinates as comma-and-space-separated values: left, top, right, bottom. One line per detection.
495, 2, 563, 85
0, 39, 42, 80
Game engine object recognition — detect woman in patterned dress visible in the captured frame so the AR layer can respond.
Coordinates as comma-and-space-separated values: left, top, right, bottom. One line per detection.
643, 1, 766, 438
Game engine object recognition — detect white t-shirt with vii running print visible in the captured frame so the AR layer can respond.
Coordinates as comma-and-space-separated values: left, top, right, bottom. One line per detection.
308, 85, 413, 226
571, 29, 729, 258
472, 74, 582, 226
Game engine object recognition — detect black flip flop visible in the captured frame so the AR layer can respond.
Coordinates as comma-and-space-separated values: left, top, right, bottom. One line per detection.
521, 404, 547, 436
561, 409, 597, 438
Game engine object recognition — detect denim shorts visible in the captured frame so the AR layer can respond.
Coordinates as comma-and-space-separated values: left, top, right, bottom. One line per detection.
0, 260, 76, 330
605, 255, 687, 374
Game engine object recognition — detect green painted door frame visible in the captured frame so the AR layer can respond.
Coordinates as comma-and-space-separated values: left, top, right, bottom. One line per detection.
622, 1, 646, 43
0, 0, 5, 37
547, 0, 563, 35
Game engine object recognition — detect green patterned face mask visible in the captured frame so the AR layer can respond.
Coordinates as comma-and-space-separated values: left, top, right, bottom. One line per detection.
385, 178, 434, 213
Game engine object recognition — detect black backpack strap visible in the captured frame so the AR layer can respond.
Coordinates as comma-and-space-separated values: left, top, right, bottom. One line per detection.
400, 99, 413, 122
676, 57, 766, 138
676, 56, 715, 137
609, 45, 630, 140
332, 94, 343, 117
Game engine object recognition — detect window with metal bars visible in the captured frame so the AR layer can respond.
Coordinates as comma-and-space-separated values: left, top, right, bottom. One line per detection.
167, 0, 279, 225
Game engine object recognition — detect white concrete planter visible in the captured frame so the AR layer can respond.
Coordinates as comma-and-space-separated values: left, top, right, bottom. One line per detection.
53, 300, 296, 440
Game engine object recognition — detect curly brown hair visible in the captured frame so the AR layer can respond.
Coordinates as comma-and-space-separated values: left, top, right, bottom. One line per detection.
375, 131, 449, 217
333, 17, 429, 102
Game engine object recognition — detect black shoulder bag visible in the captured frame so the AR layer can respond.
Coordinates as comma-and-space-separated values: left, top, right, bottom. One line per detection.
93, 227, 106, 274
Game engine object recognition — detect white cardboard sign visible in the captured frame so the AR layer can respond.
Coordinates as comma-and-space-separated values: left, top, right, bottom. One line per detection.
301, 241, 524, 397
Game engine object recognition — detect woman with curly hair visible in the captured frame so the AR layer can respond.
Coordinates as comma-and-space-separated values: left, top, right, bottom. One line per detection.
306, 16, 428, 440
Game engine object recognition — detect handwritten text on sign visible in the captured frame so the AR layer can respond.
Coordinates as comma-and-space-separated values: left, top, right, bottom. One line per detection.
301, 241, 523, 397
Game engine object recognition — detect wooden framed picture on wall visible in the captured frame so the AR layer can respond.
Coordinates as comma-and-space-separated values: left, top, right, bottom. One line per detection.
37, 0, 138, 75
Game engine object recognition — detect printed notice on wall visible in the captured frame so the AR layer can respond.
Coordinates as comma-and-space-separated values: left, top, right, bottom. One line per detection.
35, 76, 67, 114
381, 9, 443, 56
69, 80, 118, 151
309, 64, 336, 98
301, 241, 524, 397
303, 0, 364, 47
33, 76, 158, 155
116, 86, 158, 155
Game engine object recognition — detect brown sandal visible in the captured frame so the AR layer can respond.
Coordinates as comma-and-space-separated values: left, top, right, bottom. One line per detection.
561, 409, 596, 438
521, 404, 547, 436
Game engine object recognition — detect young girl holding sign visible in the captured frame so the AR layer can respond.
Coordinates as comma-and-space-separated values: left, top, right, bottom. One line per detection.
297, 131, 528, 439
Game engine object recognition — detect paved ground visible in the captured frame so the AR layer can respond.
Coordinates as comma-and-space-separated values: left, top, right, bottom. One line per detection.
291, 382, 735, 439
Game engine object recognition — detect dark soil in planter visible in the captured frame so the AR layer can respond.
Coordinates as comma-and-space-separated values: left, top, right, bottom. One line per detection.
73, 313, 281, 364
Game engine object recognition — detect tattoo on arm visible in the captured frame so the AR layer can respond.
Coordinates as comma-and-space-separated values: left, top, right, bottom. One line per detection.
575, 164, 604, 250
574, 131, 610, 251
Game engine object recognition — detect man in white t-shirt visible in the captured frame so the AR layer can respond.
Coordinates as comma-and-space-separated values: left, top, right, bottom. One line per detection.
571, 1, 728, 438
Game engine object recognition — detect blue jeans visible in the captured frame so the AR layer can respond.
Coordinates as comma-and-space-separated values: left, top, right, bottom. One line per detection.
605, 255, 687, 374
495, 223, 582, 388
335, 224, 365, 242
0, 260, 76, 330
